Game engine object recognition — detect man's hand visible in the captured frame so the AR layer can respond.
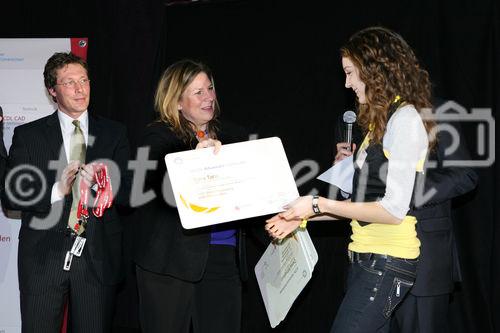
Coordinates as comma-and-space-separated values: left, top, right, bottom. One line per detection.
80, 163, 97, 187
57, 161, 80, 195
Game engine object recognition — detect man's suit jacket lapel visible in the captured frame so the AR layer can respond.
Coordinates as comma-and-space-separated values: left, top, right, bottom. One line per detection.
86, 114, 104, 164
44, 111, 67, 163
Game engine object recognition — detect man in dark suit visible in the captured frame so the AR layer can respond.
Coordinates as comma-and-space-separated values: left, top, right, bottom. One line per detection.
334, 100, 478, 332
2, 52, 130, 332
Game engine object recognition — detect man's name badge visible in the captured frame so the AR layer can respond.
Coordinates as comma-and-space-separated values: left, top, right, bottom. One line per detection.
70, 236, 86, 257
63, 251, 73, 271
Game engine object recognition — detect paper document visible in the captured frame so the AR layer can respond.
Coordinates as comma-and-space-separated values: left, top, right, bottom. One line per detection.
255, 229, 318, 328
316, 155, 354, 194
165, 137, 299, 229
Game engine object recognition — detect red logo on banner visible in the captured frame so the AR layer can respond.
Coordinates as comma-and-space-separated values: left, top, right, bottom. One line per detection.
70, 38, 88, 60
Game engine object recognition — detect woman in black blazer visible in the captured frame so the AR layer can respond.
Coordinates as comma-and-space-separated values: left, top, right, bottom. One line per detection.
133, 59, 247, 333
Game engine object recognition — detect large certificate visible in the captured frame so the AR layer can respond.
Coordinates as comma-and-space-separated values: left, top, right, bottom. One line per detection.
165, 137, 299, 229
255, 229, 318, 328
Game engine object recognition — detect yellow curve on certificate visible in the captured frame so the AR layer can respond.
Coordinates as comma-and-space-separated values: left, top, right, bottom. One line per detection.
180, 194, 220, 214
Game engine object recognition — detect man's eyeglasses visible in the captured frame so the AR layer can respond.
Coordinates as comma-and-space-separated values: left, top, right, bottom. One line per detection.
56, 78, 90, 88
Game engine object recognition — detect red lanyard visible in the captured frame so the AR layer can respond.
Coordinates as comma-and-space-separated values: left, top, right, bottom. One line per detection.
76, 163, 114, 222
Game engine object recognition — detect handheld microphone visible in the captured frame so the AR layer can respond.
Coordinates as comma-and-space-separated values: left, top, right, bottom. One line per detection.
342, 110, 357, 151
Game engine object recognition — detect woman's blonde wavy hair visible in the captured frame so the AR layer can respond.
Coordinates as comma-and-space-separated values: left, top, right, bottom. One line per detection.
340, 27, 435, 147
154, 59, 220, 143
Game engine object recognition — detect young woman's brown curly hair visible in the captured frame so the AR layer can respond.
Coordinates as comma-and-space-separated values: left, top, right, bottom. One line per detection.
340, 27, 435, 147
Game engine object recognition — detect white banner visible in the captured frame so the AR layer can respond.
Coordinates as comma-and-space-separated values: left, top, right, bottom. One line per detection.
0, 38, 86, 332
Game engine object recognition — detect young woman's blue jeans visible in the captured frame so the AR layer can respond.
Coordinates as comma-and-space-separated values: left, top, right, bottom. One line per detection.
330, 252, 418, 333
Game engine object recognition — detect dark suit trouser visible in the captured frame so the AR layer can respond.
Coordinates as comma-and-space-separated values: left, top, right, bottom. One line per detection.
136, 245, 242, 333
391, 293, 450, 333
20, 234, 116, 333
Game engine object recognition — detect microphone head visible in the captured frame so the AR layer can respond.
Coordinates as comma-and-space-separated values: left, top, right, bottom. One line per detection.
343, 110, 356, 124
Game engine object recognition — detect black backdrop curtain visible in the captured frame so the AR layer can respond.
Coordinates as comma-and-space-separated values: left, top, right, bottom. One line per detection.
1, 0, 498, 332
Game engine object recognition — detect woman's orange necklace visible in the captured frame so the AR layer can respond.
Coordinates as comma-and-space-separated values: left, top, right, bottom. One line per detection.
195, 129, 208, 140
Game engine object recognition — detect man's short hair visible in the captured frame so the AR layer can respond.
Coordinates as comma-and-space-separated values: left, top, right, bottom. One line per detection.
43, 52, 89, 90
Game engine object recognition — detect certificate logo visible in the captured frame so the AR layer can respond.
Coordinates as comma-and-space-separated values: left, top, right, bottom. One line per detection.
179, 194, 219, 213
